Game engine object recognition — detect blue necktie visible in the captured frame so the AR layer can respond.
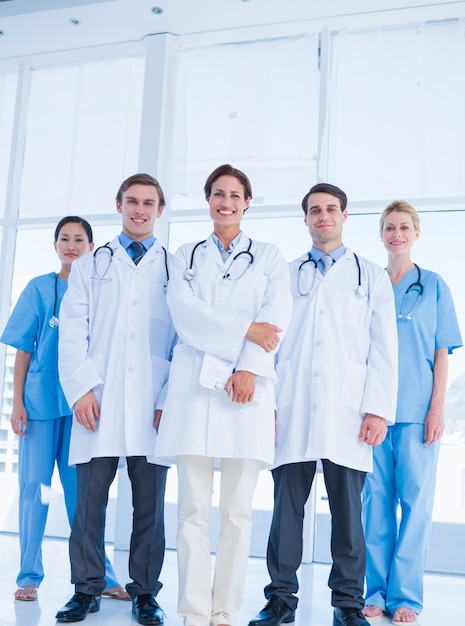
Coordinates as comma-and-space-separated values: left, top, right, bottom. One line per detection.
321, 254, 333, 275
129, 241, 145, 265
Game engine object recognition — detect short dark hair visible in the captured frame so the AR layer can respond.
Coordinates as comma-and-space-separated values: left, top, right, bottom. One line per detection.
204, 164, 252, 201
301, 183, 347, 214
54, 216, 93, 243
116, 173, 165, 207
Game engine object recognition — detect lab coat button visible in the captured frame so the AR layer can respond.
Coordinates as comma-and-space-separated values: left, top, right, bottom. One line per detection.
212, 397, 218, 404
132, 300, 138, 306
128, 366, 134, 372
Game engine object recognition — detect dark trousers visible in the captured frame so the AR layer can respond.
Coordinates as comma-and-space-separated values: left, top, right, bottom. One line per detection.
264, 460, 366, 610
69, 456, 168, 598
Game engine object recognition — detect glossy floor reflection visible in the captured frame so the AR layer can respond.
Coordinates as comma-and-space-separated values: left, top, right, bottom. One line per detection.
0, 533, 463, 626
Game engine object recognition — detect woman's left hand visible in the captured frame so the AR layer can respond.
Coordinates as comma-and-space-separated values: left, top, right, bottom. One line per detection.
424, 407, 444, 445
225, 370, 256, 404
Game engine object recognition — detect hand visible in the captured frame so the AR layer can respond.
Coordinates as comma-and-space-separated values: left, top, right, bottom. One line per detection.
74, 391, 100, 431
225, 370, 257, 404
11, 403, 28, 438
424, 406, 444, 445
359, 413, 387, 446
154, 409, 162, 431
246, 322, 282, 352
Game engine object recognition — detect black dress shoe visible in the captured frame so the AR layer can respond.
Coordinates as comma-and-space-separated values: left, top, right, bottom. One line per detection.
333, 607, 369, 626
248, 596, 296, 626
132, 594, 165, 625
55, 592, 101, 622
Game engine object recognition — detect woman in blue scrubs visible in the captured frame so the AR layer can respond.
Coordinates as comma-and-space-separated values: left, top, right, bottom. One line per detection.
362, 201, 462, 624
0, 217, 128, 602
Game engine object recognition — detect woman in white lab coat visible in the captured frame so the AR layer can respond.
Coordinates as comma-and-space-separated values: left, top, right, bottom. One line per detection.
155, 164, 292, 626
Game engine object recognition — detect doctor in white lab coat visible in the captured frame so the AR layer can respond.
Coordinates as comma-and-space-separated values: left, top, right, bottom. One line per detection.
155, 164, 292, 626
57, 174, 176, 625
249, 183, 398, 626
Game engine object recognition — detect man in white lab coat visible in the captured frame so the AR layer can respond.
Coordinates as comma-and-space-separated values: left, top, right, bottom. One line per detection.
56, 174, 176, 625
249, 183, 398, 626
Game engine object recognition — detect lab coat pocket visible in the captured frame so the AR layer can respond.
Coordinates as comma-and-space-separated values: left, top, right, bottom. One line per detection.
275, 360, 293, 410
168, 343, 199, 393
232, 273, 267, 318
151, 355, 170, 399
341, 361, 366, 413
340, 287, 370, 330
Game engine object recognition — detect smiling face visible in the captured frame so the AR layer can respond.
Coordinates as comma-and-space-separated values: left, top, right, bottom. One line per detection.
304, 191, 347, 252
116, 183, 164, 241
381, 210, 420, 256
54, 222, 94, 271
207, 174, 250, 235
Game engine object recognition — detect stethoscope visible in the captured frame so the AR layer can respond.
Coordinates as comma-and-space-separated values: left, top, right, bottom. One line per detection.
92, 242, 170, 291
297, 252, 366, 298
397, 263, 423, 320
184, 237, 254, 281
48, 273, 60, 328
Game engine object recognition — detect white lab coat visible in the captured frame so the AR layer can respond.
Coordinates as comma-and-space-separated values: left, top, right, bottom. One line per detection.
154, 232, 292, 467
274, 249, 398, 472
58, 237, 176, 465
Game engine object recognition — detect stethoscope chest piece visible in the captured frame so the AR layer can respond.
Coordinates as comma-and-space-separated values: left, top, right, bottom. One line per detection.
49, 315, 59, 328
48, 273, 60, 329
184, 268, 196, 281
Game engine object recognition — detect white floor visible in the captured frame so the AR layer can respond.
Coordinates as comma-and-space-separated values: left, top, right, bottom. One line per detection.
0, 533, 463, 626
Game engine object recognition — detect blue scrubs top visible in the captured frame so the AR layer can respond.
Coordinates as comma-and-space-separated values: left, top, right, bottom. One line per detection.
394, 267, 462, 424
0, 272, 70, 421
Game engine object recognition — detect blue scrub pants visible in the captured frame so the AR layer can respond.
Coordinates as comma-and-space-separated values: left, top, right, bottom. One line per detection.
17, 416, 120, 590
363, 423, 440, 615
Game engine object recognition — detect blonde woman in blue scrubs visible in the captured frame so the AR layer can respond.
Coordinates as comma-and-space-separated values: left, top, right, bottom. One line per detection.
362, 201, 462, 624
0, 217, 128, 602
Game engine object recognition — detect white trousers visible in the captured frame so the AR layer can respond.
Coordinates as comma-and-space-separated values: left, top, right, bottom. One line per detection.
176, 456, 261, 626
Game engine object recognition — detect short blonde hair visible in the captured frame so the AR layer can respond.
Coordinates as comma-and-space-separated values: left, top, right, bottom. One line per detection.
379, 200, 420, 237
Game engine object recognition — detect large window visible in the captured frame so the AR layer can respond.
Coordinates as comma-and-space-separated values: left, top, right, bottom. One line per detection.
19, 57, 145, 218
328, 19, 465, 201
0, 72, 17, 216
165, 35, 319, 211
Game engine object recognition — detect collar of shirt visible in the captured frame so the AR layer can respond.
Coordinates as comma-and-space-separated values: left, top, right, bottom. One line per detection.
212, 231, 242, 263
310, 244, 346, 266
119, 232, 155, 253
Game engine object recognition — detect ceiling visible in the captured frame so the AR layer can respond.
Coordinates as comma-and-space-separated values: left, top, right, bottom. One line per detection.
0, 0, 462, 61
